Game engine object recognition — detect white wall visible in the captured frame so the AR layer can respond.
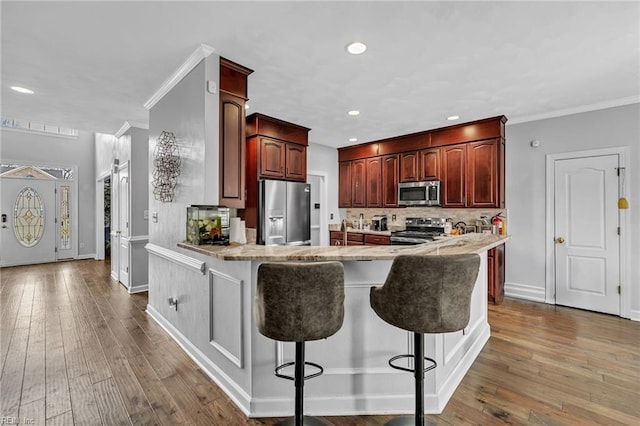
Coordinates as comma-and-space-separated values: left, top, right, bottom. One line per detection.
307, 142, 340, 225
147, 52, 220, 319
1, 129, 96, 256
505, 103, 639, 317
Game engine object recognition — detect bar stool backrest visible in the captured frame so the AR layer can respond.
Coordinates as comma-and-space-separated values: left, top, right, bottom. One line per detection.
255, 261, 345, 342
370, 254, 480, 334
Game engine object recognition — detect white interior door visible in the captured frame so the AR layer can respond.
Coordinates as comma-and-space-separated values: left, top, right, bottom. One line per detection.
118, 163, 130, 287
110, 169, 120, 281
1, 177, 56, 266
554, 154, 620, 315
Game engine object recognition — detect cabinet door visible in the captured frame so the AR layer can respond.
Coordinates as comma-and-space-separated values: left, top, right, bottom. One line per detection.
364, 234, 390, 245
285, 143, 306, 181
399, 151, 420, 182
366, 157, 382, 207
419, 148, 440, 181
259, 137, 285, 178
441, 144, 466, 207
219, 92, 246, 208
382, 154, 399, 207
338, 161, 352, 208
488, 244, 505, 304
467, 139, 498, 207
351, 159, 367, 207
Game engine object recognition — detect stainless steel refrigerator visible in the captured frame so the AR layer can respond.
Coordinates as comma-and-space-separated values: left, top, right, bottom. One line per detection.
258, 179, 311, 246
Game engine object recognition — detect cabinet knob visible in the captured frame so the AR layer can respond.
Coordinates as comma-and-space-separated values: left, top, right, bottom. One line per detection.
555, 236, 565, 244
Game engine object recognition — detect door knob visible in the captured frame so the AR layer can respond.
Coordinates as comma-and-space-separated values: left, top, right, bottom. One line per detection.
555, 237, 565, 244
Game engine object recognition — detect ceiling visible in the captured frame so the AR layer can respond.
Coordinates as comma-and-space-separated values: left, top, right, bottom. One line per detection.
2, 1, 639, 148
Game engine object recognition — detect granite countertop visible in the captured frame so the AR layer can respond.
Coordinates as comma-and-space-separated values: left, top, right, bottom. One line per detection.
178, 233, 510, 261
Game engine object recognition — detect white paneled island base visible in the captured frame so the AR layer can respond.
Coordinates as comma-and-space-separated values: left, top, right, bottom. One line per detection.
145, 234, 508, 417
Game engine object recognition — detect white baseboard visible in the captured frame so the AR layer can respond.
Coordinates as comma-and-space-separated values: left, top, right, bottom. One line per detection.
504, 281, 546, 302
128, 284, 148, 294
76, 253, 97, 260
628, 309, 640, 322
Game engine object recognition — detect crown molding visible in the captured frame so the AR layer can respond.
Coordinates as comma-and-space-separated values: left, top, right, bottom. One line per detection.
143, 43, 216, 110
508, 95, 640, 125
114, 120, 149, 138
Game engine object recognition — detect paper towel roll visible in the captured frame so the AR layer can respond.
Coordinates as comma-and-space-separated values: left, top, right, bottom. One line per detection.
230, 217, 243, 243
238, 220, 247, 244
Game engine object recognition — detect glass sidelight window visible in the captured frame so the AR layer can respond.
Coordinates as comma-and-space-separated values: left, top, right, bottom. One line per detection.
60, 185, 71, 249
13, 187, 45, 247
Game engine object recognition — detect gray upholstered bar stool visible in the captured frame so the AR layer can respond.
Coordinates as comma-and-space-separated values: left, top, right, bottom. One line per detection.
255, 261, 345, 426
370, 254, 480, 426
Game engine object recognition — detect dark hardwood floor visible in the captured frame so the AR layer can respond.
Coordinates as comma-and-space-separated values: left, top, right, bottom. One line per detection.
1, 259, 639, 425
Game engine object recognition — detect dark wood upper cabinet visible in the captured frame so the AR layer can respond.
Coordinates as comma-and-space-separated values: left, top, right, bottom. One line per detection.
336, 116, 506, 209
246, 113, 310, 183
466, 139, 498, 207
219, 92, 245, 207
351, 159, 367, 207
338, 161, 352, 208
243, 113, 310, 228
219, 58, 252, 209
419, 148, 440, 181
441, 139, 503, 208
441, 144, 466, 208
259, 137, 285, 178
399, 151, 420, 182
285, 143, 306, 180
382, 155, 399, 207
366, 157, 382, 207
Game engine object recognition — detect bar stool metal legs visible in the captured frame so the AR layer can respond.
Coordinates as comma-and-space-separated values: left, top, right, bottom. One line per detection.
385, 333, 437, 426
274, 342, 327, 426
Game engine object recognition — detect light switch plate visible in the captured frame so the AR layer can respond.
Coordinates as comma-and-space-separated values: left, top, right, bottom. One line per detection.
152, 212, 158, 223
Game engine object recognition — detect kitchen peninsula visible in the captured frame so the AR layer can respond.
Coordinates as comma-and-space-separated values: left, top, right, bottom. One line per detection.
145, 234, 509, 418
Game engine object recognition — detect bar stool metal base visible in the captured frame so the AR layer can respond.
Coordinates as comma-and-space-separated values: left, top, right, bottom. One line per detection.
275, 416, 328, 426
385, 333, 437, 426
383, 416, 437, 426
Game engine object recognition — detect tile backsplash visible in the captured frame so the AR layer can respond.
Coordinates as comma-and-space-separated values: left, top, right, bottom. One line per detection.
343, 207, 507, 231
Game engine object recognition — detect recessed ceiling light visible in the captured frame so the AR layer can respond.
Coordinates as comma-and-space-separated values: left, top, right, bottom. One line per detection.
11, 86, 34, 94
349, 137, 358, 142
346, 42, 367, 55
348, 110, 360, 116
447, 115, 460, 121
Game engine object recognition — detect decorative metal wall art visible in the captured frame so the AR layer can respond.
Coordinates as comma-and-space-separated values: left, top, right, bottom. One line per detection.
152, 131, 181, 202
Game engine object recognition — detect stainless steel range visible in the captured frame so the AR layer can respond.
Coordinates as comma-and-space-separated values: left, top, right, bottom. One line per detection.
390, 217, 446, 245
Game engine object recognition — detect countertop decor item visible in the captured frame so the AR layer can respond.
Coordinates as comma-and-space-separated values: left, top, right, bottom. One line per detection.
152, 131, 181, 202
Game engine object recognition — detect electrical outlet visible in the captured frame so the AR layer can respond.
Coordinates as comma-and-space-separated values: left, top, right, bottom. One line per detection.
79, 242, 85, 249
330, 213, 334, 220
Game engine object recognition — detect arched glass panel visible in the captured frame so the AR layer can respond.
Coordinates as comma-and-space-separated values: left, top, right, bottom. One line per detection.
13, 187, 45, 247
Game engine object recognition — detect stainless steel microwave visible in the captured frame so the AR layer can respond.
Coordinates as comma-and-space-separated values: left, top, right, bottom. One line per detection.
398, 180, 441, 206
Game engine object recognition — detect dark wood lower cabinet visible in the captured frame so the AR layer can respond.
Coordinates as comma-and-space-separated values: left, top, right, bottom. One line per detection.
329, 231, 390, 246
364, 234, 391, 245
488, 244, 505, 304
